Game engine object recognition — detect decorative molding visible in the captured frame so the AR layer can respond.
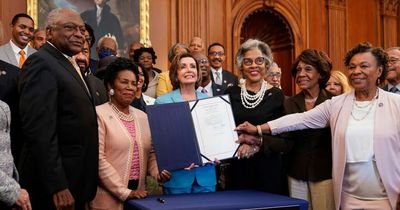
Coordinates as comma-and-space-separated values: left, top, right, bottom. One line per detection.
27, 0, 151, 47
380, 0, 400, 17
27, 0, 38, 28
263, 0, 276, 8
327, 0, 346, 7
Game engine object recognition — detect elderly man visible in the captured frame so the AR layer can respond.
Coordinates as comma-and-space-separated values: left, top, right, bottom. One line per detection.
193, 52, 224, 97
31, 28, 46, 50
384, 47, 400, 94
96, 34, 118, 59
265, 62, 282, 89
0, 13, 36, 68
18, 8, 99, 210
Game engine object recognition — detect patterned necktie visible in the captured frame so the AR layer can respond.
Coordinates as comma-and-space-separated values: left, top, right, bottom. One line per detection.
389, 86, 398, 93
19, 50, 25, 68
215, 71, 222, 85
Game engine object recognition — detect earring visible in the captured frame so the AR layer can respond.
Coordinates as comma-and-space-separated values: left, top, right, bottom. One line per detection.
109, 89, 115, 96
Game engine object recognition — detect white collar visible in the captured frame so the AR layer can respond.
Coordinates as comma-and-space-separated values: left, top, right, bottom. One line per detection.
9, 40, 28, 56
388, 83, 400, 90
211, 67, 222, 73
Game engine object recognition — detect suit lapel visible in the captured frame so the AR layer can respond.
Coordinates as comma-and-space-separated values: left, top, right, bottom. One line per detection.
5, 43, 18, 67
44, 44, 93, 101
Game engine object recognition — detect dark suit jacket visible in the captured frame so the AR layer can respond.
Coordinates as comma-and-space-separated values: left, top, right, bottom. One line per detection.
284, 89, 333, 182
211, 82, 225, 96
0, 60, 23, 164
87, 74, 108, 106
211, 69, 238, 90
18, 43, 99, 208
81, 5, 124, 49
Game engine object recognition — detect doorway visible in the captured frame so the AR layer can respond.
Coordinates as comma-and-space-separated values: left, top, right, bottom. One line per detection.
240, 9, 295, 96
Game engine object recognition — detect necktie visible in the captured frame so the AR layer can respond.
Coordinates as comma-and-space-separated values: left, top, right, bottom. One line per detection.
96, 9, 101, 25
19, 50, 25, 68
215, 71, 222, 85
389, 86, 398, 93
69, 57, 91, 95
201, 88, 207, 93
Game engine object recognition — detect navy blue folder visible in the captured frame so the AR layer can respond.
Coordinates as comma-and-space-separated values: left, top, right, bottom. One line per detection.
147, 102, 202, 171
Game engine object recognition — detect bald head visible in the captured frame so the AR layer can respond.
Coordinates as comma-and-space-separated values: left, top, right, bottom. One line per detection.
189, 37, 204, 53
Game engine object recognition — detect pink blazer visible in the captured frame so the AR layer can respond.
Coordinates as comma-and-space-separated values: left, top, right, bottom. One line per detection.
90, 103, 159, 210
268, 89, 400, 210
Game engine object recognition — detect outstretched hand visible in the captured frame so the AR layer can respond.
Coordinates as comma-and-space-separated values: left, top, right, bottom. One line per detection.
236, 133, 262, 145
235, 121, 257, 135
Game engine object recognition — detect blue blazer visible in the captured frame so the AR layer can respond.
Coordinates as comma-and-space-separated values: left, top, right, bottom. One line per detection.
154, 89, 217, 188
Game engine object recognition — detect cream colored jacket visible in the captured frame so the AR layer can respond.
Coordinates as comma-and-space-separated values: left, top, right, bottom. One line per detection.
90, 103, 159, 210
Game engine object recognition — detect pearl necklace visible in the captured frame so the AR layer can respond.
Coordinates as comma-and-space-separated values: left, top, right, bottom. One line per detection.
110, 103, 134, 122
240, 81, 267, 109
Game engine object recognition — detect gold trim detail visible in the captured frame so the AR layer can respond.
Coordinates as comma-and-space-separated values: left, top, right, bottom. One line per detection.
27, 0, 38, 29
27, 0, 150, 45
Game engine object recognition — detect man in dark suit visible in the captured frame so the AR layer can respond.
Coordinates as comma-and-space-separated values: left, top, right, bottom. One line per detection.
207, 43, 238, 90
384, 47, 400, 94
81, 0, 124, 56
193, 52, 224, 96
18, 8, 98, 210
75, 33, 108, 105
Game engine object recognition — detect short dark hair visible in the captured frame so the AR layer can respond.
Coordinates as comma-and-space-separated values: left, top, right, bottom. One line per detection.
344, 42, 388, 85
104, 57, 140, 90
208, 42, 225, 54
84, 23, 95, 48
291, 49, 332, 89
169, 53, 201, 90
11, 13, 34, 25
133, 47, 157, 64
135, 62, 149, 92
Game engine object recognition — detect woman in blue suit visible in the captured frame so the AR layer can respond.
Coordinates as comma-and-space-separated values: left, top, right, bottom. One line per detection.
155, 53, 217, 194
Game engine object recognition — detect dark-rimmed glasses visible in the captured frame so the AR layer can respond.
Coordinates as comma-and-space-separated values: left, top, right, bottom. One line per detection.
243, 57, 268, 66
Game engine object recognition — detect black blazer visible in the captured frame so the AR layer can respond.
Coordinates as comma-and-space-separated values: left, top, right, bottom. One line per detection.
0, 60, 23, 164
18, 43, 99, 207
211, 82, 225, 96
284, 89, 333, 182
87, 74, 108, 106
211, 69, 238, 90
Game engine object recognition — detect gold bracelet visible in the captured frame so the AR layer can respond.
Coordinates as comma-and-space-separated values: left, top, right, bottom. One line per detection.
256, 125, 263, 137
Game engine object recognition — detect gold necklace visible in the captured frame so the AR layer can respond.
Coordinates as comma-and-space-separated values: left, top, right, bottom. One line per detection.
351, 89, 379, 121
110, 103, 134, 122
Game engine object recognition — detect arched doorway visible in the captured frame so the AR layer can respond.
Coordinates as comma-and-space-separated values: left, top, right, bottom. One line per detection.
240, 9, 295, 96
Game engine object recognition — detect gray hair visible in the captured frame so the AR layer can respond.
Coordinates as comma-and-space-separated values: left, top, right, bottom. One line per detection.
46, 8, 80, 30
97, 33, 119, 50
235, 39, 273, 71
168, 43, 190, 62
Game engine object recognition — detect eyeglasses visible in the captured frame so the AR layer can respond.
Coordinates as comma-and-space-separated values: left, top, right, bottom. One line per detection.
243, 57, 268, 66
56, 23, 86, 34
388, 57, 400, 65
267, 72, 281, 78
209, 51, 225, 56
197, 59, 209, 65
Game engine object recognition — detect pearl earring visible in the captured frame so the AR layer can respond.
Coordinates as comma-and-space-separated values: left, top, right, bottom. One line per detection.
109, 89, 115, 96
